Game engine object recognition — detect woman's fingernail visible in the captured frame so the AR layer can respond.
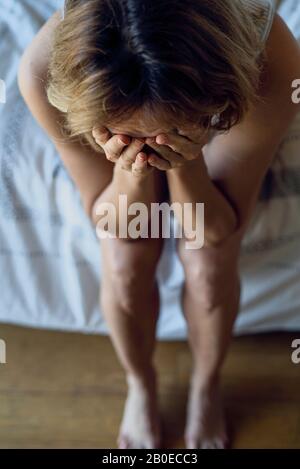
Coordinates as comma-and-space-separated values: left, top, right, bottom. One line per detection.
119, 137, 129, 145
138, 153, 147, 161
157, 135, 167, 144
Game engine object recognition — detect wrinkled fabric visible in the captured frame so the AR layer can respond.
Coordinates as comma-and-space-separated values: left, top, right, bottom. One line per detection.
0, 0, 300, 338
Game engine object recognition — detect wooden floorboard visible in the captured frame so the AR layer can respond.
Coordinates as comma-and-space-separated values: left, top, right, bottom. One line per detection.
0, 324, 299, 448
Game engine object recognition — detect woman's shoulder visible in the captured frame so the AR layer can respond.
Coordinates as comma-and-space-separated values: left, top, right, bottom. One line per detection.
18, 10, 62, 86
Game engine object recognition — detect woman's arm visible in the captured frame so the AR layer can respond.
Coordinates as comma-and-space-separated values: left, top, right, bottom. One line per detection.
92, 156, 165, 234
166, 154, 238, 246
18, 11, 114, 221
18, 10, 163, 231
200, 13, 300, 232
166, 13, 300, 246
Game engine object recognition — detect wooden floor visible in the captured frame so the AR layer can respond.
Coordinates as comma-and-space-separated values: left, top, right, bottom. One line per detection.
0, 324, 299, 449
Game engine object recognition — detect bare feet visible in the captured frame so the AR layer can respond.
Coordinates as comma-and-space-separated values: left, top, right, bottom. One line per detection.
184, 374, 228, 449
117, 369, 162, 449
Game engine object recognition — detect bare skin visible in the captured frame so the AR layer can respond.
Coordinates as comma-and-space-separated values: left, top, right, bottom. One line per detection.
18, 11, 165, 449
96, 12, 300, 448
18, 9, 300, 449
93, 122, 240, 449
91, 127, 167, 448
177, 226, 244, 449
100, 233, 164, 449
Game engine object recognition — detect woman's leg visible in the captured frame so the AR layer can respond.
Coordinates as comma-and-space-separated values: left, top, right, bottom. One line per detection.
98, 172, 167, 449
100, 236, 164, 449
177, 228, 245, 449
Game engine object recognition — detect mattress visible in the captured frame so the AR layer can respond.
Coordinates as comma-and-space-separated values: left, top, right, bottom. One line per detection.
0, 0, 300, 339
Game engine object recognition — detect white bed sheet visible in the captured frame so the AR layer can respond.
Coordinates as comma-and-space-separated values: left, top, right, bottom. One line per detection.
0, 0, 300, 339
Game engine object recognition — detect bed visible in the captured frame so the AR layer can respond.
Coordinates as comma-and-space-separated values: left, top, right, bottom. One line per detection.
0, 0, 300, 339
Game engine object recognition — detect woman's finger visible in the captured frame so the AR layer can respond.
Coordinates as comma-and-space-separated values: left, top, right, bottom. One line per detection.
176, 127, 209, 144
145, 139, 183, 165
131, 153, 152, 177
120, 139, 146, 170
104, 134, 131, 163
155, 133, 202, 160
92, 125, 112, 147
147, 153, 171, 171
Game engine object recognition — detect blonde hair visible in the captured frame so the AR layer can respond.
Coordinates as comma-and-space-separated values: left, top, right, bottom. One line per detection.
47, 0, 266, 152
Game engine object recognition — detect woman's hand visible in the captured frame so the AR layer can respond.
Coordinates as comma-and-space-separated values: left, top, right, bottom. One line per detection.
92, 125, 154, 179
144, 128, 209, 171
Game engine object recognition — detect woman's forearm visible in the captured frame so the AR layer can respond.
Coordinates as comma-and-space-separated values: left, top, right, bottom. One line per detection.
91, 161, 161, 234
166, 153, 238, 246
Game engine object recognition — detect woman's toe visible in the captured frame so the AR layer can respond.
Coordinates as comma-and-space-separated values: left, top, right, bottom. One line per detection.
117, 433, 131, 449
200, 437, 227, 449
185, 437, 198, 449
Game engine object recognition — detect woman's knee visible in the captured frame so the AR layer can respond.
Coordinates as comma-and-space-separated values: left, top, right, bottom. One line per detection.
100, 237, 163, 312
177, 238, 240, 312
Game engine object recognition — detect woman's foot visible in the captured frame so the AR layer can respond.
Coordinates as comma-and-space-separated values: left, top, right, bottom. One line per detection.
184, 373, 228, 449
117, 368, 162, 449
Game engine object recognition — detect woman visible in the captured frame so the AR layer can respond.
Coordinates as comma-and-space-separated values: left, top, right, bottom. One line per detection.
18, 0, 300, 449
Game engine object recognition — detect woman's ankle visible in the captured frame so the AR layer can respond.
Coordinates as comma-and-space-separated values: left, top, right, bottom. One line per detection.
126, 364, 157, 388
190, 367, 221, 393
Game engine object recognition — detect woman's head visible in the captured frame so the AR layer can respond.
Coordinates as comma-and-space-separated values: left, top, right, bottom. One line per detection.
47, 0, 264, 151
